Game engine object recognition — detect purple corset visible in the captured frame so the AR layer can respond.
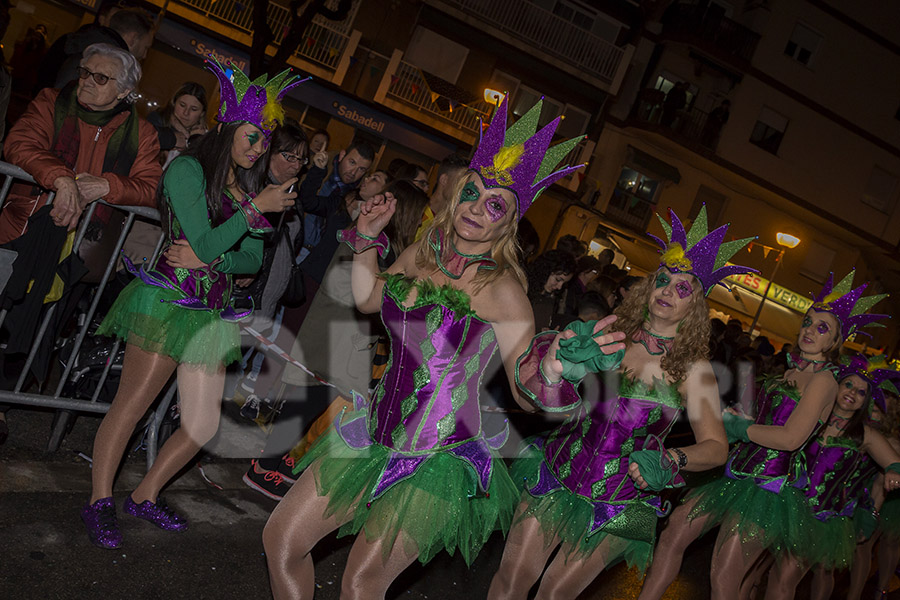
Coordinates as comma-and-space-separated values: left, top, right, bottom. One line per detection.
727, 377, 820, 493
540, 376, 683, 504
794, 437, 862, 520
368, 276, 499, 452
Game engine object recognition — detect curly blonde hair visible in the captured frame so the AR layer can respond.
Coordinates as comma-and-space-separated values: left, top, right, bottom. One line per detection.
415, 171, 526, 292
612, 270, 711, 383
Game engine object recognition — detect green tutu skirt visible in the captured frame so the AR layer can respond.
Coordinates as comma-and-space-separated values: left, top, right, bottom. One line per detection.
881, 493, 900, 538
97, 279, 241, 370
804, 515, 855, 569
510, 444, 657, 572
687, 477, 819, 559
296, 428, 519, 566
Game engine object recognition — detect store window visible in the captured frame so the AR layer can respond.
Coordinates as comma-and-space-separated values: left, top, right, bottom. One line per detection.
750, 106, 788, 155
784, 22, 822, 67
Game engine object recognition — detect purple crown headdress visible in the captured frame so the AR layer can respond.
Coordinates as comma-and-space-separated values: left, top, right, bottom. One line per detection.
205, 57, 308, 136
469, 96, 585, 219
810, 270, 889, 341
835, 353, 900, 413
647, 205, 756, 295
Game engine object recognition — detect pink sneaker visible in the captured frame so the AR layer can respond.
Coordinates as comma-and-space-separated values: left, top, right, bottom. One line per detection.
243, 459, 290, 500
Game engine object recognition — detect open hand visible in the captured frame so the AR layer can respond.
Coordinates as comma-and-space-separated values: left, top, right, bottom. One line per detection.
164, 239, 206, 269
540, 315, 626, 383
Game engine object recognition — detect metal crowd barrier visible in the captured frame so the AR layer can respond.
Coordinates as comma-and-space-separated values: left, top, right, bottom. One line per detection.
0, 161, 175, 466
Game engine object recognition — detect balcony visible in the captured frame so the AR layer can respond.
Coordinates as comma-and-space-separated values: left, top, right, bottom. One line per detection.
631, 88, 727, 152
661, 3, 760, 66
424, 0, 632, 92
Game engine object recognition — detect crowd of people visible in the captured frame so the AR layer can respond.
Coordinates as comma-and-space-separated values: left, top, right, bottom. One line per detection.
0, 3, 899, 600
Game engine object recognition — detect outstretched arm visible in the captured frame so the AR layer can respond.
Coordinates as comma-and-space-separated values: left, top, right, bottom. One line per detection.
745, 370, 837, 451
349, 192, 396, 314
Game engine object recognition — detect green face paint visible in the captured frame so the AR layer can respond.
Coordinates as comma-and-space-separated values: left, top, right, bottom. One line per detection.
460, 181, 479, 204
655, 271, 671, 289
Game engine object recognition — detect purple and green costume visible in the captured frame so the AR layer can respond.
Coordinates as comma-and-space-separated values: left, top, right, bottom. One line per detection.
510, 333, 681, 571
688, 375, 828, 557
97, 156, 271, 369
296, 273, 518, 566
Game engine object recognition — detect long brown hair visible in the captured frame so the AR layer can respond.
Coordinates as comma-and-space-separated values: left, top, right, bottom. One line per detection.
415, 171, 526, 292
612, 271, 711, 382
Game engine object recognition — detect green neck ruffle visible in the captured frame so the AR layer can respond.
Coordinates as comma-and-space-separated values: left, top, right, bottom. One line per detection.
381, 273, 475, 316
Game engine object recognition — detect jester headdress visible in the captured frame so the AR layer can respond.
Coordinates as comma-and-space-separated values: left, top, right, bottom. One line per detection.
835, 353, 900, 413
811, 270, 889, 341
469, 96, 584, 218
205, 57, 308, 136
647, 205, 756, 295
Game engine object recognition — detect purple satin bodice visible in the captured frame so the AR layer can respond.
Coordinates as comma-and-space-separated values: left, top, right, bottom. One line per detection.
727, 377, 822, 493
795, 436, 863, 520
368, 276, 498, 452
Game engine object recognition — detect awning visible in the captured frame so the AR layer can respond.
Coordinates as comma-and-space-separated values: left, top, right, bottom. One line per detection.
707, 284, 803, 346
626, 145, 682, 183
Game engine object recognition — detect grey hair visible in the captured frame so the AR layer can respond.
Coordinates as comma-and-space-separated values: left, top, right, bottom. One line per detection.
81, 43, 142, 94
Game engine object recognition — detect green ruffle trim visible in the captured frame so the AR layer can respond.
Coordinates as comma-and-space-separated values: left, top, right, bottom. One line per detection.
509, 444, 657, 573
296, 427, 518, 566
381, 273, 475, 317
618, 372, 683, 410
760, 374, 802, 403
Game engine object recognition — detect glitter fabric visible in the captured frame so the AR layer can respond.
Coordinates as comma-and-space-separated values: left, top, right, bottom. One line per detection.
647, 204, 756, 295
469, 96, 585, 218
810, 270, 889, 341
81, 497, 122, 549
122, 496, 187, 531
515, 331, 583, 412
337, 226, 390, 258
427, 228, 497, 279
205, 57, 308, 136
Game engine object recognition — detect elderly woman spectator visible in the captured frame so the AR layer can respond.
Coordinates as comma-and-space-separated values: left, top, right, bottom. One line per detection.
0, 43, 161, 246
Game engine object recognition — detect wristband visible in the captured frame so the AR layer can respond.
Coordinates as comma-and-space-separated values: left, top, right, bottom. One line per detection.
887, 463, 900, 476
337, 226, 390, 258
671, 447, 688, 470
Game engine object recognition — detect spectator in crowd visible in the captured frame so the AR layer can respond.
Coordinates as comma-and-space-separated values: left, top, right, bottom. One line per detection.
587, 273, 619, 311
562, 254, 602, 317
386, 157, 407, 179
555, 233, 586, 258
660, 81, 687, 128
395, 162, 429, 193
1, 43, 161, 244
34, 8, 154, 93
415, 153, 467, 241
308, 129, 329, 156
147, 82, 209, 168
615, 273, 641, 308
597, 247, 616, 275
9, 22, 47, 98
516, 216, 540, 266
575, 290, 611, 323
526, 249, 576, 331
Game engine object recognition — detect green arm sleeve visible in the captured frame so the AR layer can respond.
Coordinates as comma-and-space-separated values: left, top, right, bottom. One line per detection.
163, 157, 250, 265
217, 230, 263, 274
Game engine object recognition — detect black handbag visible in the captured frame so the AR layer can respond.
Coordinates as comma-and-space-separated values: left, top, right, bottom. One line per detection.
279, 221, 306, 307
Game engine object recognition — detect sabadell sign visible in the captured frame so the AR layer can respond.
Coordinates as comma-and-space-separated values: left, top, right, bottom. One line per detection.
333, 102, 386, 133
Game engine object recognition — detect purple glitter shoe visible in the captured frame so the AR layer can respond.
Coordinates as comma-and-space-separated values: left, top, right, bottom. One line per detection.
123, 496, 188, 532
81, 497, 122, 549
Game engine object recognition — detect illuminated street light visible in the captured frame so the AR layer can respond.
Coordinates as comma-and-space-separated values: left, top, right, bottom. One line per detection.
749, 233, 801, 334
483, 88, 505, 106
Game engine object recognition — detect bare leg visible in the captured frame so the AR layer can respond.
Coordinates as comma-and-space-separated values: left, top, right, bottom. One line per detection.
131, 363, 225, 503
709, 526, 765, 600
534, 536, 615, 600
809, 563, 834, 600
639, 496, 712, 600
90, 345, 176, 502
763, 553, 808, 600
488, 503, 560, 600
876, 533, 900, 593
339, 530, 420, 600
848, 531, 879, 600
263, 462, 346, 600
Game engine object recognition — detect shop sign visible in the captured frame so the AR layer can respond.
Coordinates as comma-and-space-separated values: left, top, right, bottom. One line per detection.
726, 271, 813, 314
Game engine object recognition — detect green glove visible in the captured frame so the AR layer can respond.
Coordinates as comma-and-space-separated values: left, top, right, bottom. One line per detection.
629, 449, 677, 492
556, 320, 625, 383
722, 411, 752, 444
853, 507, 878, 540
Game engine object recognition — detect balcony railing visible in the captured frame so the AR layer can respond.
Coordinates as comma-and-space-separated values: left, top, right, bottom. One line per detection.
429, 0, 627, 86
385, 60, 493, 135
605, 190, 656, 231
661, 3, 760, 63
632, 89, 726, 151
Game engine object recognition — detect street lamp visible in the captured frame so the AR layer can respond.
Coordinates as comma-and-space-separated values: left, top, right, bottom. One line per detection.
748, 233, 801, 334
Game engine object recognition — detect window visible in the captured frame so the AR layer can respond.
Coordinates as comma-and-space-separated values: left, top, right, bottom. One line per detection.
405, 27, 469, 84
862, 167, 899, 214
750, 106, 788, 155
551, 0, 595, 32
690, 186, 728, 228
488, 70, 520, 102
558, 104, 591, 138
607, 167, 662, 229
512, 86, 562, 126
784, 23, 822, 67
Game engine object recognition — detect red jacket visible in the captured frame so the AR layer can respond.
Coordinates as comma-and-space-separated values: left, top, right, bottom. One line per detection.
0, 87, 162, 243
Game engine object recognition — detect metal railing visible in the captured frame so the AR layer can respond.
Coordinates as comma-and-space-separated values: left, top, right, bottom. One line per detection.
431, 0, 627, 85
0, 162, 174, 465
631, 94, 725, 151
385, 60, 493, 134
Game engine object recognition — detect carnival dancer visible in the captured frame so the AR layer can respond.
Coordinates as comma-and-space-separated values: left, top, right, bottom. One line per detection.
637, 270, 889, 600
488, 206, 756, 600
81, 59, 304, 549
763, 354, 900, 599
262, 97, 625, 599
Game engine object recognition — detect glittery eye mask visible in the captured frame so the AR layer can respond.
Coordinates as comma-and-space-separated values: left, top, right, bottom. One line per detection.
817, 322, 830, 335
675, 280, 693, 299
655, 272, 671, 289
485, 195, 508, 222
802, 316, 812, 328
460, 182, 479, 203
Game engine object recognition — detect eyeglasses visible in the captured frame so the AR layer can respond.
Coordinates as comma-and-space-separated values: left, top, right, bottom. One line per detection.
412, 178, 429, 190
76, 66, 116, 86
280, 151, 309, 165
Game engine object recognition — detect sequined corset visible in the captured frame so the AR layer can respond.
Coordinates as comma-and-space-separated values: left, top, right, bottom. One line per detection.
542, 375, 683, 503
727, 377, 822, 492
797, 436, 863, 520
368, 275, 498, 452
151, 193, 239, 311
